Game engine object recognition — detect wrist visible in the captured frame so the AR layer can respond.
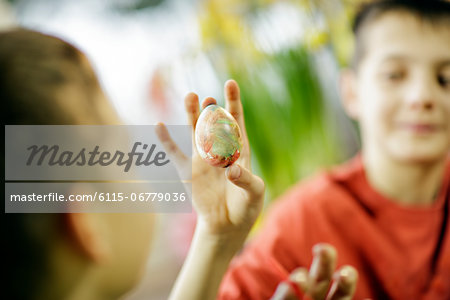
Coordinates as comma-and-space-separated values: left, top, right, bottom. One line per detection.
194, 219, 249, 256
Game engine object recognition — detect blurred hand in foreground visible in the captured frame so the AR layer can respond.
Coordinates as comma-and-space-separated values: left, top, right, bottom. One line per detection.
271, 244, 358, 300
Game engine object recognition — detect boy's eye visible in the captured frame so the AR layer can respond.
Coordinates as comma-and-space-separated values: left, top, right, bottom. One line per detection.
383, 71, 404, 81
438, 74, 450, 89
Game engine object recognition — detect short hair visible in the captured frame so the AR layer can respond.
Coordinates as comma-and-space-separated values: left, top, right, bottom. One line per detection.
0, 28, 119, 124
351, 0, 450, 69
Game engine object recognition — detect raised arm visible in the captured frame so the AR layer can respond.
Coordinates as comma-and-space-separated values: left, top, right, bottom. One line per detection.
156, 80, 265, 300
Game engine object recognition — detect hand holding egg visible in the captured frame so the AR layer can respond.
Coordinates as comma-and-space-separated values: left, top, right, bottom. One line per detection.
155, 80, 264, 241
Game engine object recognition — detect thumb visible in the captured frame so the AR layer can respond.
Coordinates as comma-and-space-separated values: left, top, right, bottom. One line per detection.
226, 164, 265, 199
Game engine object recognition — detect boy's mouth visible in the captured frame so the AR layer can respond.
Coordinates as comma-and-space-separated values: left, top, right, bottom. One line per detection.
397, 122, 443, 134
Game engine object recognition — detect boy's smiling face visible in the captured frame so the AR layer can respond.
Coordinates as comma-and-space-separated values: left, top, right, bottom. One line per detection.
345, 11, 450, 164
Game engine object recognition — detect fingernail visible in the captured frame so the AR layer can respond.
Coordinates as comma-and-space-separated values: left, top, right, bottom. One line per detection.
339, 266, 357, 284
313, 244, 323, 255
340, 266, 350, 278
290, 269, 307, 283
227, 164, 240, 179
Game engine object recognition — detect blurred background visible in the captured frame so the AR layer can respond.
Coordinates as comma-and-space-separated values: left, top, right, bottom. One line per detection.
1, 0, 362, 298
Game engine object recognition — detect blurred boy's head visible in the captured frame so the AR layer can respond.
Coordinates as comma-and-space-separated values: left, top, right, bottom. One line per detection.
2, 29, 154, 299
1, 29, 119, 125
341, 0, 450, 164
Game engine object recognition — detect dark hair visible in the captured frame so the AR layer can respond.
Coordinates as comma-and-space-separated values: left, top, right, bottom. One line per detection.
2, 29, 119, 299
351, 0, 450, 69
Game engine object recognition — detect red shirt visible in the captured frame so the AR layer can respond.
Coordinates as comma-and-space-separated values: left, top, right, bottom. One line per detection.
218, 156, 450, 300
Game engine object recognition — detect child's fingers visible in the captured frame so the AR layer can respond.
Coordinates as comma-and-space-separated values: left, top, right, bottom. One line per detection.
185, 92, 200, 129
184, 92, 200, 154
201, 97, 217, 109
308, 243, 337, 300
224, 80, 243, 124
289, 267, 309, 294
270, 281, 295, 300
269, 268, 308, 300
270, 248, 356, 300
155, 122, 188, 168
326, 266, 358, 300
225, 164, 265, 200
224, 80, 249, 145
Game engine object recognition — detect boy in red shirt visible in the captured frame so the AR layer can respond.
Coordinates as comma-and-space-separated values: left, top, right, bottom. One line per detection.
159, 0, 449, 299
214, 0, 450, 299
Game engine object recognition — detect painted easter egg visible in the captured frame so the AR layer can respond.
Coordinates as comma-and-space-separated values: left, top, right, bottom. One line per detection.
195, 104, 243, 168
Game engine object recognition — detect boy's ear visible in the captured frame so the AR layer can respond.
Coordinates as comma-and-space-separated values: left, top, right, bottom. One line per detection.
64, 212, 111, 264
339, 68, 360, 120
63, 184, 111, 264
65, 213, 111, 263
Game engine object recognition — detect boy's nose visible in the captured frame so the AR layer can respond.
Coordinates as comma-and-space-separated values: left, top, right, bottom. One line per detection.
409, 97, 434, 110
405, 75, 436, 111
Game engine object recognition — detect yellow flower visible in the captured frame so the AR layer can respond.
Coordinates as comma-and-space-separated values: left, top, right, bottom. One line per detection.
305, 29, 329, 51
